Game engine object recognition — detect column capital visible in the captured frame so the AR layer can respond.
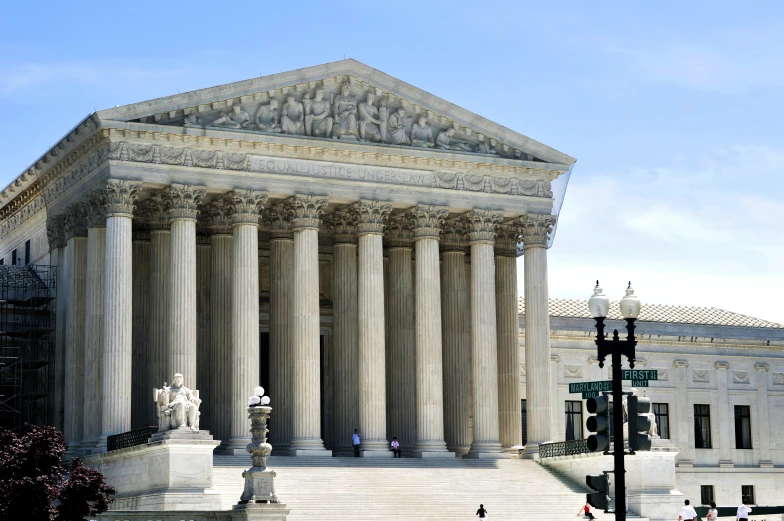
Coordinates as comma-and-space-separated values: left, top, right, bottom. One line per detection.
714, 361, 730, 370
673, 359, 689, 369
323, 207, 358, 244
104, 179, 142, 217
384, 213, 414, 249
406, 204, 448, 239
351, 200, 392, 235
64, 202, 88, 240
201, 198, 233, 235
225, 189, 268, 226
494, 222, 522, 257
85, 190, 107, 228
136, 193, 169, 230
263, 203, 295, 240
519, 213, 556, 248
164, 183, 206, 221
46, 214, 67, 250
462, 209, 503, 244
755, 362, 770, 372
286, 194, 328, 231
440, 219, 469, 252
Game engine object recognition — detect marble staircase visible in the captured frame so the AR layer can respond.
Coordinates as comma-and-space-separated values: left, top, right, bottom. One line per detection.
212, 455, 648, 521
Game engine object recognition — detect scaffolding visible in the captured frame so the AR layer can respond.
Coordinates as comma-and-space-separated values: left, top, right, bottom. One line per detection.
0, 264, 56, 432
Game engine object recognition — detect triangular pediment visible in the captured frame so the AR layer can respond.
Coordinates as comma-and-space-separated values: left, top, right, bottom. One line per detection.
96, 60, 574, 166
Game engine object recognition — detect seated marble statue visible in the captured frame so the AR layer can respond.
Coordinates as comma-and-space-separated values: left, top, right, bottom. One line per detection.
154, 373, 201, 432
410, 116, 434, 148
305, 89, 333, 137
358, 92, 382, 142
436, 127, 473, 151
254, 99, 282, 133
386, 108, 410, 145
209, 104, 252, 129
332, 83, 358, 139
280, 95, 305, 135
474, 134, 497, 155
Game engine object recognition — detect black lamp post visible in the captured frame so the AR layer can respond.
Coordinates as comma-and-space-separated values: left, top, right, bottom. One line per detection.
587, 281, 641, 521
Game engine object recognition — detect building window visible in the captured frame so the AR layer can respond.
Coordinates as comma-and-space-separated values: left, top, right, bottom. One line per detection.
0, 257, 4, 266
653, 403, 670, 439
24, 240, 30, 265
694, 404, 712, 448
700, 485, 715, 506
741, 485, 755, 505
11, 249, 17, 266
565, 401, 583, 441
734, 405, 752, 449
521, 399, 527, 446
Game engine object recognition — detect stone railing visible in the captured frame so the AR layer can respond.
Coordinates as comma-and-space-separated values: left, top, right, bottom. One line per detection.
106, 426, 156, 452
537, 439, 590, 459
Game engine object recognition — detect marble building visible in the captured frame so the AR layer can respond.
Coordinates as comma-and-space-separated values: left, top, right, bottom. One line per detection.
0, 60, 574, 459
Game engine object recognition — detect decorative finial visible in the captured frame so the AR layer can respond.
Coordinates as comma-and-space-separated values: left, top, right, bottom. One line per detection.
596, 279, 599, 287
628, 281, 631, 289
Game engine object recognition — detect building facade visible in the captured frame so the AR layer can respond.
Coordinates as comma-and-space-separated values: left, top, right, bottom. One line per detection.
0, 61, 574, 459
529, 299, 784, 507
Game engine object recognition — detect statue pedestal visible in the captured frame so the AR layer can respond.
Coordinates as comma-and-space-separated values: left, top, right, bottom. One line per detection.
239, 468, 277, 504
84, 429, 221, 511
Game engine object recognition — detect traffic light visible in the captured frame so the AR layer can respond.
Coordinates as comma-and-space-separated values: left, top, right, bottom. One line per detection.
586, 473, 611, 511
627, 395, 653, 451
586, 395, 610, 452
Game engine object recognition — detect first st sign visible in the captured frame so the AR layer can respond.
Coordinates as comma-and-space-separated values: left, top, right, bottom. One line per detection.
622, 369, 658, 387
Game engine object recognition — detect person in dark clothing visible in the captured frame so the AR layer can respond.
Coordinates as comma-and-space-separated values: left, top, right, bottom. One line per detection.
476, 504, 488, 519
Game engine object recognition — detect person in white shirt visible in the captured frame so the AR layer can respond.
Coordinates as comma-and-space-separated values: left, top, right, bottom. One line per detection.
390, 437, 401, 458
737, 501, 752, 521
706, 501, 718, 521
678, 499, 698, 521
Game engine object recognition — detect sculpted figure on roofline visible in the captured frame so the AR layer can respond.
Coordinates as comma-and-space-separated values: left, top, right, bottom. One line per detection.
193, 85, 524, 158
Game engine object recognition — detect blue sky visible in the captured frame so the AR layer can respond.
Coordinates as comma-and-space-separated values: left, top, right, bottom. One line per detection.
2, 1, 782, 322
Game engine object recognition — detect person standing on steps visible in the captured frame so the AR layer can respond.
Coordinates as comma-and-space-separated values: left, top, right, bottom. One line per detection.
578, 502, 595, 519
476, 504, 488, 520
678, 499, 698, 521
352, 429, 361, 457
391, 436, 401, 458
737, 499, 752, 521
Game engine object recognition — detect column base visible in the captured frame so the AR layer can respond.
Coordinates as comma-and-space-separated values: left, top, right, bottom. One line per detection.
448, 445, 471, 457
521, 442, 542, 459
288, 437, 329, 456
719, 459, 735, 468
218, 436, 252, 456
468, 440, 504, 458
65, 441, 82, 460
80, 438, 98, 456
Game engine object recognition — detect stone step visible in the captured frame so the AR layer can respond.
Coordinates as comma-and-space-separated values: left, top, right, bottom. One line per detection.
211, 455, 647, 521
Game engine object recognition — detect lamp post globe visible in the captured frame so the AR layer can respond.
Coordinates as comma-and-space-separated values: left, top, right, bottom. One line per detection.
588, 280, 611, 318
619, 282, 641, 319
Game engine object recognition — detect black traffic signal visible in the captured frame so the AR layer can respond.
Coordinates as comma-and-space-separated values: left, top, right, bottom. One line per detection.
627, 395, 653, 451
586, 473, 611, 511
586, 395, 610, 452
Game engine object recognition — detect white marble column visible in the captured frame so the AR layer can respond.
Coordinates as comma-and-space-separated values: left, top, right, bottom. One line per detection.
715, 361, 733, 467
288, 195, 331, 456
495, 223, 522, 451
324, 208, 358, 455
673, 360, 693, 466
408, 205, 451, 457
82, 191, 106, 454
754, 363, 773, 467
144, 194, 170, 413
164, 184, 206, 388
195, 236, 211, 429
204, 199, 233, 443
99, 179, 141, 447
266, 205, 294, 451
385, 215, 417, 452
63, 204, 87, 459
440, 219, 472, 455
353, 200, 392, 456
45, 216, 67, 432
519, 214, 556, 458
465, 209, 505, 458
225, 190, 267, 454
131, 232, 150, 429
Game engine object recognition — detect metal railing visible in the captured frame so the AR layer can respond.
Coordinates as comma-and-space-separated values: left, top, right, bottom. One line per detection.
106, 426, 157, 452
538, 439, 590, 458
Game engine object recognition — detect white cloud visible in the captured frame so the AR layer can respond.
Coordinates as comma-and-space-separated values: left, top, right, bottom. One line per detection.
521, 145, 784, 324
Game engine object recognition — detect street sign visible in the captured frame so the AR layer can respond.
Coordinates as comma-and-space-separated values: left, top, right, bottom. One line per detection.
631, 379, 649, 387
582, 391, 600, 399
569, 380, 612, 394
622, 369, 658, 381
